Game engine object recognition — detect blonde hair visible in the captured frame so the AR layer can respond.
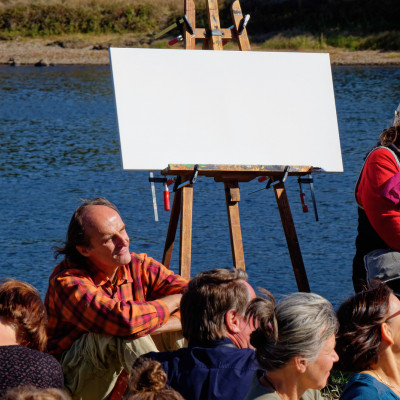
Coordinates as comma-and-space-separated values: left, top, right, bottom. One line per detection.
2, 386, 71, 400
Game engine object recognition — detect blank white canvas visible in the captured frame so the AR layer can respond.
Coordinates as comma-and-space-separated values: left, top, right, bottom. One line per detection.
110, 48, 342, 172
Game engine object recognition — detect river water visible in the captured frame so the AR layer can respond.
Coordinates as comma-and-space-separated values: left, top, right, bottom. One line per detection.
1, 64, 400, 308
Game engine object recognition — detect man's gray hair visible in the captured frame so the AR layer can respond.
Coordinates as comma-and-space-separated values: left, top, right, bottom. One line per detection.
250, 292, 338, 371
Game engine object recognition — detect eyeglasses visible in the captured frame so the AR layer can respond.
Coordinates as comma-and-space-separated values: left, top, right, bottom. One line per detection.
385, 309, 400, 322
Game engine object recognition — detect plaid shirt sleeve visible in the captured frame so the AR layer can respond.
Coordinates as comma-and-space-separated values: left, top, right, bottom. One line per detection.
132, 253, 188, 300
51, 269, 180, 338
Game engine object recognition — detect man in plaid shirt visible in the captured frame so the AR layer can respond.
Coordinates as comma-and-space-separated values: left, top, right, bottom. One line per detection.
45, 198, 188, 400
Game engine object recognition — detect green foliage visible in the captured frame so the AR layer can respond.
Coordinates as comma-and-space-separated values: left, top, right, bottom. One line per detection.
357, 31, 400, 51
260, 32, 327, 50
1, 0, 400, 50
0, 1, 164, 37
322, 370, 352, 400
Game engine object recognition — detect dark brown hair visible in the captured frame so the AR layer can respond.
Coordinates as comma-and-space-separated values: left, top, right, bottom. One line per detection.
54, 197, 119, 265
0, 279, 47, 352
180, 268, 250, 343
123, 358, 184, 400
336, 281, 392, 372
379, 125, 400, 147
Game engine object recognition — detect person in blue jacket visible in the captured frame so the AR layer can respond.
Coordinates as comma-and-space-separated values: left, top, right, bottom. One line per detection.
142, 268, 258, 400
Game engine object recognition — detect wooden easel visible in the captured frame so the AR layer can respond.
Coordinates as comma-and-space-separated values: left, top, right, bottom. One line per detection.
160, 0, 311, 293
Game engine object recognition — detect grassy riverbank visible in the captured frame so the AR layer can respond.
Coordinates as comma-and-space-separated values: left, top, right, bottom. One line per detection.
1, 0, 400, 52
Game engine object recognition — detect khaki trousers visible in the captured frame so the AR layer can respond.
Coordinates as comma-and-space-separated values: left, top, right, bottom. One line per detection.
60, 332, 185, 400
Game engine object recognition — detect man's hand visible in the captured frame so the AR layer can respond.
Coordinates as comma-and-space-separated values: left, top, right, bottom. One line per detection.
160, 293, 182, 314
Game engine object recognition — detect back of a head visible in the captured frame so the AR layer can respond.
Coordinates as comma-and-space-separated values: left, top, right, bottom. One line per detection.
0, 279, 47, 352
336, 281, 391, 372
2, 386, 71, 400
123, 358, 184, 400
379, 104, 400, 147
250, 292, 338, 371
180, 268, 249, 342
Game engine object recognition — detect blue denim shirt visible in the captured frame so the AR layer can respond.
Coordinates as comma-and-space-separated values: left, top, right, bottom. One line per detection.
145, 337, 258, 400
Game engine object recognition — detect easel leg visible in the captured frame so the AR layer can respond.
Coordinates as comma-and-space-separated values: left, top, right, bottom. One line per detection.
225, 182, 246, 270
162, 190, 182, 268
273, 181, 310, 292
231, 0, 251, 51
179, 184, 193, 280
184, 0, 196, 49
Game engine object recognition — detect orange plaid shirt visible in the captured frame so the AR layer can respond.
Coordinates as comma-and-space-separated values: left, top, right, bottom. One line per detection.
45, 252, 188, 358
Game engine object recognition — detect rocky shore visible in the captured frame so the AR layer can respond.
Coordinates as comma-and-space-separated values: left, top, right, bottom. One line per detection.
2, 37, 400, 66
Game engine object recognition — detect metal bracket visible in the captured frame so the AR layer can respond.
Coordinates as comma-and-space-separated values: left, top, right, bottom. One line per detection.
298, 175, 319, 222
154, 14, 194, 40
174, 164, 199, 192
238, 14, 250, 35
210, 29, 223, 36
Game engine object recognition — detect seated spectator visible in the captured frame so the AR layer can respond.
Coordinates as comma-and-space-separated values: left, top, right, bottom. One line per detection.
2, 386, 71, 400
123, 357, 184, 400
143, 268, 258, 400
245, 291, 339, 400
336, 281, 400, 399
0, 279, 64, 397
45, 198, 187, 400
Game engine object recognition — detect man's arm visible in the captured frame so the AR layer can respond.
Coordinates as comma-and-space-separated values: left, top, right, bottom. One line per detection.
52, 273, 172, 338
133, 253, 188, 299
152, 315, 182, 334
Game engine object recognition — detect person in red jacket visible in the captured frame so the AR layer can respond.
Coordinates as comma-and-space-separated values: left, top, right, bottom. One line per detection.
353, 108, 400, 292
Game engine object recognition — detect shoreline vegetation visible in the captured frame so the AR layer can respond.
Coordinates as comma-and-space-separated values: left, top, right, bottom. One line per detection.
1, 0, 400, 65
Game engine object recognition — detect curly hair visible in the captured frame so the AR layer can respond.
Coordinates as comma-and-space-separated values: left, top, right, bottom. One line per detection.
336, 281, 392, 372
379, 125, 400, 147
0, 279, 47, 352
54, 197, 119, 265
249, 291, 338, 371
180, 268, 250, 342
123, 358, 184, 400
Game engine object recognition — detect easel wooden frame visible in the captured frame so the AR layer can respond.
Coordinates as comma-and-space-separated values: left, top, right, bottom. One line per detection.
160, 0, 311, 293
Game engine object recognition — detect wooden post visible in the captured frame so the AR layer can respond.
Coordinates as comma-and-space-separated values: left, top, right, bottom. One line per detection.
179, 184, 193, 280
184, 0, 196, 49
273, 181, 310, 292
206, 0, 223, 50
231, 0, 251, 51
225, 181, 246, 270
162, 188, 182, 267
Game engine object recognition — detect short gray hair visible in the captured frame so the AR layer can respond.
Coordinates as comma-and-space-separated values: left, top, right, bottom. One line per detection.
250, 292, 338, 371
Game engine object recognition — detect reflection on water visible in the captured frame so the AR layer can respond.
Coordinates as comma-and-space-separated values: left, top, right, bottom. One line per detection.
1, 64, 400, 307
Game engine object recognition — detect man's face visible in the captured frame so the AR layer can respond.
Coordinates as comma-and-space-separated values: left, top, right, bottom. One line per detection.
76, 205, 131, 276
236, 281, 257, 349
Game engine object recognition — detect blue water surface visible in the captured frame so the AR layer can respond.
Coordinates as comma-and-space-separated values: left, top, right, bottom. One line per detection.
1, 64, 400, 308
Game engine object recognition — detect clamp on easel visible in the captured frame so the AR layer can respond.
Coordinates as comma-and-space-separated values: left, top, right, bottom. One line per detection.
173, 164, 199, 192
149, 173, 171, 221
298, 175, 319, 222
154, 15, 194, 46
249, 166, 290, 195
